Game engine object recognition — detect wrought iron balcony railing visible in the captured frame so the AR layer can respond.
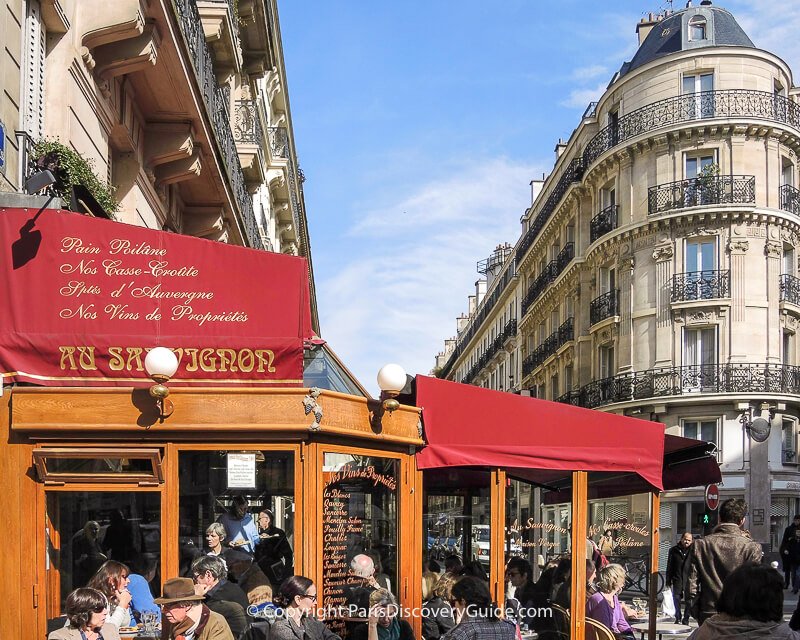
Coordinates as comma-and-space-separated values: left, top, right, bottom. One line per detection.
780, 184, 800, 216
516, 157, 584, 264
440, 263, 517, 378
460, 318, 517, 384
233, 100, 262, 144
268, 126, 289, 159
173, 0, 263, 250
556, 242, 575, 273
556, 363, 800, 409
671, 270, 730, 302
590, 204, 618, 243
557, 317, 574, 346
583, 89, 800, 170
780, 274, 800, 306
590, 289, 620, 325
648, 175, 755, 216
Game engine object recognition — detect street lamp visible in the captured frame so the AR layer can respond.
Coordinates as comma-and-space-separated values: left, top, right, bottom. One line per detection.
144, 347, 179, 420
377, 363, 407, 413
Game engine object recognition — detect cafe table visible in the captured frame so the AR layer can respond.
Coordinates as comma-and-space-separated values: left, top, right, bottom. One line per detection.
631, 621, 693, 640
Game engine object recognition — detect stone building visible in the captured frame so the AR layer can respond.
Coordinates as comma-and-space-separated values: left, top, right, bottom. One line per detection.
0, 0, 316, 326
435, 2, 800, 556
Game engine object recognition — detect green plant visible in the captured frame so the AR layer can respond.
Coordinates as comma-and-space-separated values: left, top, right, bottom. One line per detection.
33, 139, 119, 215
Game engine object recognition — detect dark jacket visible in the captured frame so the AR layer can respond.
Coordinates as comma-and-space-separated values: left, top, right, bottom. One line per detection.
271, 615, 342, 640
688, 523, 763, 622
666, 543, 693, 595
788, 538, 800, 565
255, 526, 294, 588
205, 599, 248, 640
422, 596, 455, 639
207, 579, 251, 613
351, 619, 414, 640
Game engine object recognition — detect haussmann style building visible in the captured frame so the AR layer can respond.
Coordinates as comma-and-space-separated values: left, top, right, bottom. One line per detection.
435, 1, 800, 564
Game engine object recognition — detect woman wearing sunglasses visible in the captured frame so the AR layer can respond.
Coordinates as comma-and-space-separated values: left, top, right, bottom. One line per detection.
48, 588, 121, 640
271, 575, 341, 640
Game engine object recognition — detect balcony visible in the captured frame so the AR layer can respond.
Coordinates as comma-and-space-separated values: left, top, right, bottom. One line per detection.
557, 363, 800, 409
233, 99, 265, 188
590, 204, 618, 243
583, 89, 800, 170
648, 175, 755, 216
780, 274, 800, 306
522, 318, 574, 379
780, 184, 800, 216
671, 270, 730, 303
460, 317, 518, 384
521, 247, 575, 317
173, 0, 262, 249
556, 242, 575, 273
268, 126, 289, 160
557, 317, 574, 346
590, 290, 619, 326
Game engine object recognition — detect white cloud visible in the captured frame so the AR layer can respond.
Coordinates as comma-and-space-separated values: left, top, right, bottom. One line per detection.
559, 81, 608, 109
572, 64, 608, 81
731, 0, 800, 72
318, 157, 545, 394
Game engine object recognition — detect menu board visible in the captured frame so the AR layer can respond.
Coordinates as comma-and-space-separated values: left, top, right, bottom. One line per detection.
321, 458, 398, 638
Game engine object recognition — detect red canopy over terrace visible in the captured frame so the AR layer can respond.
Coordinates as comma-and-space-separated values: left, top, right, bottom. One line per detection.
416, 375, 667, 490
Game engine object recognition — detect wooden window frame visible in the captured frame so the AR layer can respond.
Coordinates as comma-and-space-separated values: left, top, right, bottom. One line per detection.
33, 447, 163, 484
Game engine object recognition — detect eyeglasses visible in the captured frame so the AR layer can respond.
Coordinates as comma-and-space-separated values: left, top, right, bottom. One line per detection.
302, 593, 318, 602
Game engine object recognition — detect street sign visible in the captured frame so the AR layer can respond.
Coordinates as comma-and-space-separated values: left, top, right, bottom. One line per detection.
705, 483, 720, 511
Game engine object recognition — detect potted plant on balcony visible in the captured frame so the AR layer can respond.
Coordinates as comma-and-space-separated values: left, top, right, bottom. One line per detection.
32, 139, 119, 219
696, 162, 721, 206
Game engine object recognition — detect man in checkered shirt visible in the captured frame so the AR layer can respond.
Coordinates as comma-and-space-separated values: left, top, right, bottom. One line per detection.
442, 576, 516, 640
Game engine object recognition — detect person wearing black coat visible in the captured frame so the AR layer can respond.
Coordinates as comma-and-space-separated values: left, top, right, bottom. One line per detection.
786, 529, 800, 594
255, 510, 294, 591
782, 515, 800, 589
665, 532, 693, 624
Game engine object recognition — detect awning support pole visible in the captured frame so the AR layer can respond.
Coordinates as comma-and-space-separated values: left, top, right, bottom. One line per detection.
570, 470, 587, 640
648, 492, 661, 640
491, 468, 507, 607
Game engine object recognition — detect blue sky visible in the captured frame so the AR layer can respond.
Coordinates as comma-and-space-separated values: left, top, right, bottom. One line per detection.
277, 0, 800, 394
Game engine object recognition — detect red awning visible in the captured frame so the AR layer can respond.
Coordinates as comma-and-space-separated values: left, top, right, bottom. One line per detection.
415, 375, 666, 492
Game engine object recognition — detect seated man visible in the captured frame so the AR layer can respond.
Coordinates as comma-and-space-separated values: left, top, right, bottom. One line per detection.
191, 555, 250, 638
156, 577, 234, 640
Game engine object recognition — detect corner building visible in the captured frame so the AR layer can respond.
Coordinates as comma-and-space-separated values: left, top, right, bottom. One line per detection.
435, 3, 800, 558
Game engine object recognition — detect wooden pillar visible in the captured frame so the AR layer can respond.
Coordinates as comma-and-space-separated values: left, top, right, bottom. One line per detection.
570, 471, 588, 640
401, 455, 424, 639
491, 468, 508, 607
648, 492, 661, 640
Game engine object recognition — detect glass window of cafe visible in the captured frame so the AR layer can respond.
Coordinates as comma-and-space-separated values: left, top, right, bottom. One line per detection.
321, 452, 399, 639
178, 450, 296, 589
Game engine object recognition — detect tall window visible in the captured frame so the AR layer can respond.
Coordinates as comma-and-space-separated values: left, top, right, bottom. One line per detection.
683, 73, 714, 118
783, 245, 796, 277
564, 365, 573, 393
599, 266, 617, 295
684, 327, 717, 390
683, 419, 718, 450
783, 419, 797, 464
685, 238, 717, 299
608, 108, 620, 145
688, 15, 707, 41
599, 344, 614, 379
551, 309, 560, 333
783, 330, 794, 366
782, 159, 795, 188
685, 154, 715, 180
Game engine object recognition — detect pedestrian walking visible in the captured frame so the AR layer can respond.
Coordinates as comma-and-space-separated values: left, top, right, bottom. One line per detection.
687, 498, 763, 624
782, 515, 800, 589
665, 532, 693, 624
786, 530, 800, 594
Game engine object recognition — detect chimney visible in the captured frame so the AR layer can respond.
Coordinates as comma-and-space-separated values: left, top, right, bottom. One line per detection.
530, 177, 545, 205
636, 12, 660, 46
475, 279, 487, 306
554, 138, 567, 160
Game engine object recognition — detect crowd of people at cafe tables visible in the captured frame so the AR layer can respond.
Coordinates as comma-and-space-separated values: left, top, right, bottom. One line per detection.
50, 498, 800, 640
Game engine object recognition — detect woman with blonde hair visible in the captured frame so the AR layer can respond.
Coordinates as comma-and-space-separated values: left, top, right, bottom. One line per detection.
586, 563, 634, 639
422, 571, 454, 639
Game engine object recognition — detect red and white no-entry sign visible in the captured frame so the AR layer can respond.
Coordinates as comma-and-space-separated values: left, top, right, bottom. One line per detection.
705, 483, 720, 511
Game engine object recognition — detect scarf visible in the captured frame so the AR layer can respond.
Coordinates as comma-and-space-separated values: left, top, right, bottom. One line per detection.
377, 618, 401, 640
172, 605, 210, 640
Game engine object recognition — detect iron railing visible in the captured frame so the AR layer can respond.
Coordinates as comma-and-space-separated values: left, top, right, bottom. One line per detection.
590, 204, 618, 243
557, 317, 574, 346
268, 126, 289, 159
780, 184, 800, 216
648, 175, 755, 215
556, 242, 575, 273
521, 247, 575, 317
440, 263, 517, 378
173, 0, 263, 250
516, 157, 584, 264
557, 363, 800, 409
671, 270, 730, 302
522, 317, 575, 378
780, 274, 800, 306
461, 318, 517, 384
233, 100, 262, 144
583, 89, 800, 170
590, 290, 620, 325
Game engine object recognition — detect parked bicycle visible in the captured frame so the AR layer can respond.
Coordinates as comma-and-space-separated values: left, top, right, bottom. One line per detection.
610, 554, 666, 596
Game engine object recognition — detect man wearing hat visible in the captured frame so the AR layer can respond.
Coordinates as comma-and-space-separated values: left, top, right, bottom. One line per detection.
156, 577, 234, 640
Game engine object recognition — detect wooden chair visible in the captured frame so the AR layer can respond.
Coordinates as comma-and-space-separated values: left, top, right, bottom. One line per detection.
549, 603, 570, 639
585, 617, 616, 640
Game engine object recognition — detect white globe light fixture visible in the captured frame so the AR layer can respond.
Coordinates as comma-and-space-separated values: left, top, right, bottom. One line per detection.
377, 363, 407, 413
144, 346, 179, 419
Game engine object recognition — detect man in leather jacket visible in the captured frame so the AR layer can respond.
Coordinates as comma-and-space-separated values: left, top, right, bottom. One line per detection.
687, 498, 763, 624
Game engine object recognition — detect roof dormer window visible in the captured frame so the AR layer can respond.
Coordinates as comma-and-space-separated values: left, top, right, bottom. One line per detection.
689, 15, 707, 41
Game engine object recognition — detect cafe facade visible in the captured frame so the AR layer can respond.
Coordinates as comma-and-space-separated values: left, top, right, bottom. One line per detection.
0, 207, 720, 640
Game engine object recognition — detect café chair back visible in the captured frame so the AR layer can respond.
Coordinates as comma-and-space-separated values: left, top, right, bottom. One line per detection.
585, 618, 616, 640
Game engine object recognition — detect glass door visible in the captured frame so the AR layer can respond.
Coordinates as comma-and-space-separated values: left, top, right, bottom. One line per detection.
686, 238, 716, 299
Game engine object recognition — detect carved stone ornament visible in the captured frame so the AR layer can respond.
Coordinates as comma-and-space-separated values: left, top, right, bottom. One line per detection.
727, 239, 749, 253
652, 245, 674, 262
687, 311, 713, 324
620, 256, 635, 272
687, 226, 721, 237
787, 315, 799, 331
303, 387, 323, 431
765, 241, 782, 258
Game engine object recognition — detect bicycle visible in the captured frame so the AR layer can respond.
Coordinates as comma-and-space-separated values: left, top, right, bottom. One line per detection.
615, 555, 666, 596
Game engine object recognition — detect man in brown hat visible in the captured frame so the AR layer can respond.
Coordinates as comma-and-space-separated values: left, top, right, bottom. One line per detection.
155, 577, 234, 640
